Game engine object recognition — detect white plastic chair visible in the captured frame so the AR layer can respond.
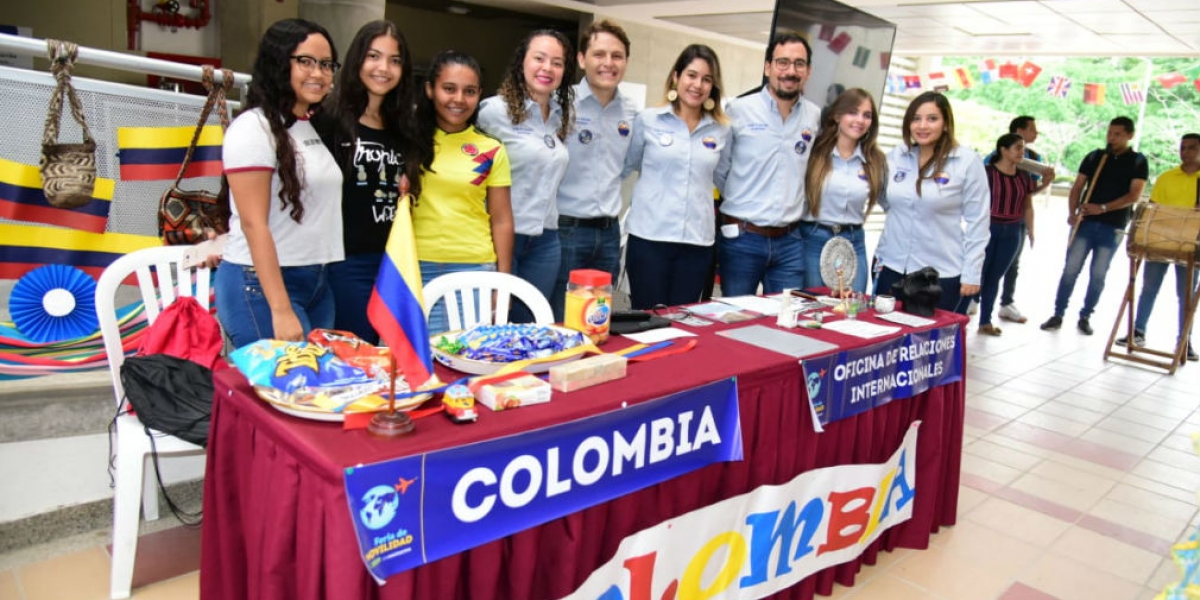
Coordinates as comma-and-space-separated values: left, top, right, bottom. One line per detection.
95, 245, 211, 599
422, 271, 554, 330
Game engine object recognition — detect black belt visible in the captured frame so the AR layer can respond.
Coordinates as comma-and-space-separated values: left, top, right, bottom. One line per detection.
559, 215, 619, 229
805, 221, 862, 234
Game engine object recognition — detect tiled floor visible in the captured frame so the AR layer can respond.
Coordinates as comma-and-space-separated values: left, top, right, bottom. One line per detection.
3, 204, 1199, 599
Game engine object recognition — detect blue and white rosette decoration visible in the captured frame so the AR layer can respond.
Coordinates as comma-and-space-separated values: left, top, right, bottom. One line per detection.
8, 265, 100, 343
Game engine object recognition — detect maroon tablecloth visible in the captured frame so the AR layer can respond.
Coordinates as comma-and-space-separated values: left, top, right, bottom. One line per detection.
200, 309, 968, 600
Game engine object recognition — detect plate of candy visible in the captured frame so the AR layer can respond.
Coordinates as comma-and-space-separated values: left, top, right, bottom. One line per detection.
431, 323, 587, 375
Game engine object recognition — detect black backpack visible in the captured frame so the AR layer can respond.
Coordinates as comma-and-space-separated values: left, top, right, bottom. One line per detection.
120, 354, 213, 447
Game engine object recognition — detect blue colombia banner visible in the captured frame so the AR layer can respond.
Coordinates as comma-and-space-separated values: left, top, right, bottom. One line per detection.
342, 378, 742, 582
802, 324, 961, 429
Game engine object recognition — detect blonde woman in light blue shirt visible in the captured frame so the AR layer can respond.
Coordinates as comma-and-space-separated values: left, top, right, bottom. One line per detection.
477, 29, 574, 320
875, 91, 990, 314
622, 44, 731, 309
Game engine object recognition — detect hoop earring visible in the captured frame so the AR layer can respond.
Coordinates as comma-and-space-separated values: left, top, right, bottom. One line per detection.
667, 89, 679, 102
703, 98, 715, 111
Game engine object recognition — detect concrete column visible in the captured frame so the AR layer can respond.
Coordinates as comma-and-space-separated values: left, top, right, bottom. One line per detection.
298, 0, 385, 59
218, 0, 300, 74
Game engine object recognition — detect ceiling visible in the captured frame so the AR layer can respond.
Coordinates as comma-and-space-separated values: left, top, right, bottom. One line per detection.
450, 0, 1200, 55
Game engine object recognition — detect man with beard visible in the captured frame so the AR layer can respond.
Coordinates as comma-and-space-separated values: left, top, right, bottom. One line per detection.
1041, 116, 1148, 335
715, 33, 821, 295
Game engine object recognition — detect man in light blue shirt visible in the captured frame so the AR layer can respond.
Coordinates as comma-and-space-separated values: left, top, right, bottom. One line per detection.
552, 20, 637, 319
714, 33, 822, 295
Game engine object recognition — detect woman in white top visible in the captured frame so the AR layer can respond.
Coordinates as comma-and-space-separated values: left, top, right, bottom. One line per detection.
802, 88, 886, 294
875, 91, 989, 315
476, 29, 574, 320
214, 19, 344, 348
622, 44, 731, 309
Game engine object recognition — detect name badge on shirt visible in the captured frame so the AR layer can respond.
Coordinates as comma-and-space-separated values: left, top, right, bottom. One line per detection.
934, 172, 950, 185
858, 169, 868, 181
894, 170, 908, 182
801, 129, 814, 142
544, 134, 557, 149
702, 136, 717, 150
794, 141, 808, 155
617, 121, 631, 137
578, 129, 594, 144
659, 133, 674, 147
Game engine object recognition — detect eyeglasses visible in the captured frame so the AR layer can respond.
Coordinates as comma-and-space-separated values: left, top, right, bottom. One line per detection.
651, 304, 694, 322
772, 58, 809, 71
290, 55, 340, 74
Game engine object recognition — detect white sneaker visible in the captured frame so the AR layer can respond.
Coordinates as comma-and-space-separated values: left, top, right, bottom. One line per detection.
967, 299, 979, 315
999, 303, 1028, 324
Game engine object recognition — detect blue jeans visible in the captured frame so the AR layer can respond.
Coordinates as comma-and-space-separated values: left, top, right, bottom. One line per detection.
420, 261, 496, 334
1134, 261, 1199, 343
874, 267, 966, 315
1000, 224, 1026, 306
511, 231, 561, 323
799, 223, 867, 293
1052, 220, 1122, 319
329, 252, 383, 344
214, 262, 334, 350
551, 222, 621, 321
626, 236, 713, 309
717, 228, 805, 295
978, 222, 1024, 326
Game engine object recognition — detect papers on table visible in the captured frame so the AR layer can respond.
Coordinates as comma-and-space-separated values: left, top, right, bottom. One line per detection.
719, 295, 785, 316
716, 324, 838, 358
621, 327, 697, 344
821, 319, 902, 339
688, 301, 760, 323
874, 311, 936, 328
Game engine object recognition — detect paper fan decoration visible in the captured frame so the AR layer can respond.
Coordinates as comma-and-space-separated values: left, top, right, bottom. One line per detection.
8, 265, 100, 343
819, 237, 858, 294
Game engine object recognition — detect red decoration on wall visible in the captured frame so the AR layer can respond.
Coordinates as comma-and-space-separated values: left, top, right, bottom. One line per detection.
127, 0, 211, 50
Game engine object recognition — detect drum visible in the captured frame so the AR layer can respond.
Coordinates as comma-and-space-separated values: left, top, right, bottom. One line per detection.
1127, 203, 1200, 265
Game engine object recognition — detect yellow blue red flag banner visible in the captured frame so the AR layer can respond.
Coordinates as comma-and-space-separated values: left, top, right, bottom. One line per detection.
0, 223, 159, 281
367, 194, 433, 388
0, 158, 115, 234
117, 125, 223, 181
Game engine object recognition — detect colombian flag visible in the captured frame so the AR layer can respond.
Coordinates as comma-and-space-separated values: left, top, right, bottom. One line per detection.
0, 158, 115, 234
0, 222, 159, 281
117, 125, 223, 181
367, 195, 433, 388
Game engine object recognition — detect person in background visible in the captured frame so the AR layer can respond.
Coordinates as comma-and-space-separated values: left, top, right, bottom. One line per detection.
477, 30, 574, 321
623, 44, 731, 309
714, 33, 820, 296
875, 91, 989, 314
314, 20, 422, 344
973, 115, 1054, 323
552, 20, 636, 320
215, 19, 343, 348
412, 51, 513, 334
977, 133, 1036, 336
1116, 133, 1200, 362
1041, 116, 1147, 335
801, 88, 886, 294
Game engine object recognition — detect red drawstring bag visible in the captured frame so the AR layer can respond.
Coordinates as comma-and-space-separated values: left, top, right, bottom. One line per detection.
136, 296, 224, 371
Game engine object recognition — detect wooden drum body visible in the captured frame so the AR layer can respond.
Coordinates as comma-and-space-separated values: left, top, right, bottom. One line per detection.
1127, 203, 1200, 265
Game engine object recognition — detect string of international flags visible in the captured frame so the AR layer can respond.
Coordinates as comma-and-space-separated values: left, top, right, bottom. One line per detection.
885, 59, 1200, 106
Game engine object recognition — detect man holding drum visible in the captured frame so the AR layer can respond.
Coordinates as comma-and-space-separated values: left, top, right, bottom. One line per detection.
1116, 133, 1200, 362
1041, 117, 1148, 336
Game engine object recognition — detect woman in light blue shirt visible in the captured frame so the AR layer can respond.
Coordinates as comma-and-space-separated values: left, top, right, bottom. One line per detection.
477, 30, 574, 320
622, 44, 731, 309
802, 88, 886, 294
875, 91, 989, 314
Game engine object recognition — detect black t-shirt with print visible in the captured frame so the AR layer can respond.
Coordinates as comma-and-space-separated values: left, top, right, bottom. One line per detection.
314, 118, 405, 255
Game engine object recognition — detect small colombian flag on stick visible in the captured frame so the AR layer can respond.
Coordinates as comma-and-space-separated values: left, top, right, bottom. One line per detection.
117, 125, 223, 181
367, 192, 434, 389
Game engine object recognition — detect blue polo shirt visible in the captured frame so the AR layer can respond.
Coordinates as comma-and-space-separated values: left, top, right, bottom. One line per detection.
477, 96, 569, 235
556, 81, 637, 219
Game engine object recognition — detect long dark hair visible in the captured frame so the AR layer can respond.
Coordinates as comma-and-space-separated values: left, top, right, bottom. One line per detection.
663, 44, 728, 125
806, 88, 885, 219
243, 18, 337, 223
325, 20, 423, 199
901, 91, 956, 197
497, 29, 575, 141
414, 50, 483, 178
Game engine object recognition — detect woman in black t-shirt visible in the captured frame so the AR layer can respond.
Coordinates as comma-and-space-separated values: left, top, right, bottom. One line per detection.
314, 20, 425, 343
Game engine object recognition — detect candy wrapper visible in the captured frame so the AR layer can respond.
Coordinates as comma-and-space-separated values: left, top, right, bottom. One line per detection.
434, 324, 585, 363
307, 328, 392, 381
230, 340, 380, 410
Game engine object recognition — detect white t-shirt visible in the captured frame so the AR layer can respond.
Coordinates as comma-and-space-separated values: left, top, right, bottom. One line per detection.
221, 108, 344, 266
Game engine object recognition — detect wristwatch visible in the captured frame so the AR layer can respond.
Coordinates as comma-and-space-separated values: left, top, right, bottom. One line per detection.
1101, 204, 1107, 213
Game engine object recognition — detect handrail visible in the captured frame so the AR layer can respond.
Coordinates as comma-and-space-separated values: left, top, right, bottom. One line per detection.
0, 32, 251, 88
